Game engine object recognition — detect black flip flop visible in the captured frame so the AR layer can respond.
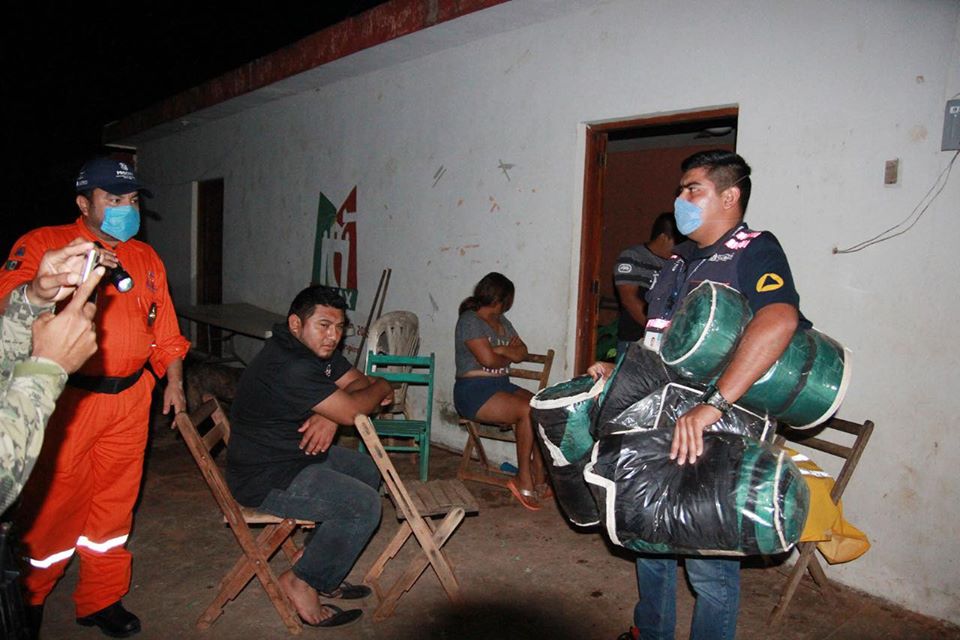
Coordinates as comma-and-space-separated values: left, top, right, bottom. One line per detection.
302, 605, 362, 629
317, 581, 372, 600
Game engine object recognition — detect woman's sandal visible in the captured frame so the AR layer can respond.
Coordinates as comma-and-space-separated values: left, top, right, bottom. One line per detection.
301, 604, 363, 629
507, 479, 542, 511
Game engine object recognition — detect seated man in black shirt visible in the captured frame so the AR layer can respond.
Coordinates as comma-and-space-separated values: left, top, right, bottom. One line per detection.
227, 285, 394, 628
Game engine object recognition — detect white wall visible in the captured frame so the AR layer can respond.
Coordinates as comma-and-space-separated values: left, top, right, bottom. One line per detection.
133, 0, 960, 624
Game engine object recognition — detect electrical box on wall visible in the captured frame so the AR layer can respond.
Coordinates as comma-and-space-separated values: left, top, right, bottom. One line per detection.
943, 99, 960, 151
884, 158, 900, 185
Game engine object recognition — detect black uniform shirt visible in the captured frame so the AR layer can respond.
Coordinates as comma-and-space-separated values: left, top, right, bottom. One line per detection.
226, 324, 352, 506
644, 224, 811, 351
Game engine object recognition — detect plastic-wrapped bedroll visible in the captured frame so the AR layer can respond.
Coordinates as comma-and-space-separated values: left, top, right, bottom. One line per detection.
606, 383, 776, 443
596, 343, 675, 430
660, 281, 751, 384
740, 328, 851, 429
660, 281, 851, 429
530, 375, 605, 526
584, 429, 809, 556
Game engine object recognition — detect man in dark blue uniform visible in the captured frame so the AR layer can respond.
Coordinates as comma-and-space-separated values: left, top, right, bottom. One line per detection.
593, 150, 807, 640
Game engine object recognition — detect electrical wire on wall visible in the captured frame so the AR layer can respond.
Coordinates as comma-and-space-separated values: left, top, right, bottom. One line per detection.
834, 149, 959, 254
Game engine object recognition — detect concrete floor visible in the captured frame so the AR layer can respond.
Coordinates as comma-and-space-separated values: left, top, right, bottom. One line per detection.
33, 421, 960, 640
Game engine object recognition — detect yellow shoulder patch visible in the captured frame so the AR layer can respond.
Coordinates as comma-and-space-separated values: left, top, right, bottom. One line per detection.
756, 273, 784, 292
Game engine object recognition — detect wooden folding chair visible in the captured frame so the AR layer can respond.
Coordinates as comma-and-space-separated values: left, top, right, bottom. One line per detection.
355, 414, 478, 621
173, 398, 314, 635
768, 416, 875, 625
457, 349, 555, 488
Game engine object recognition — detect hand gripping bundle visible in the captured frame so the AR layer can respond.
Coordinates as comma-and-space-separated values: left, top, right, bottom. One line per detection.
584, 386, 809, 555
660, 281, 852, 429
532, 374, 809, 555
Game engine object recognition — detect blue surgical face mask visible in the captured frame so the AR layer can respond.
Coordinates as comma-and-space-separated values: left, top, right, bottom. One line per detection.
101, 205, 140, 242
674, 197, 703, 236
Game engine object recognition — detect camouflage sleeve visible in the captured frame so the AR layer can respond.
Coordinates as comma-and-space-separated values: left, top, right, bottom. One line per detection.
0, 285, 62, 512
0, 284, 54, 384
0, 357, 66, 512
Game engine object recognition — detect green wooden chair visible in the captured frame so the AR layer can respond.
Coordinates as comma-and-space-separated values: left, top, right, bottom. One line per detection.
363, 352, 435, 481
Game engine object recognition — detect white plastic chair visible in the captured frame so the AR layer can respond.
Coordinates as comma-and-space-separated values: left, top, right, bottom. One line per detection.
367, 311, 420, 417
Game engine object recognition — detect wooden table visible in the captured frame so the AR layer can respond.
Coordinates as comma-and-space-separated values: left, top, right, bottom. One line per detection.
178, 302, 285, 365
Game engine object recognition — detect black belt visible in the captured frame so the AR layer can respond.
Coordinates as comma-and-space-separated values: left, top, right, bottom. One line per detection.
68, 368, 144, 395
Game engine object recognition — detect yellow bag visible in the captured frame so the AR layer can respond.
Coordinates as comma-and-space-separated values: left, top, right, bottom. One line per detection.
786, 448, 870, 564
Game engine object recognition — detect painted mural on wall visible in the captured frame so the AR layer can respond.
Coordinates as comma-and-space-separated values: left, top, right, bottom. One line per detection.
312, 186, 358, 310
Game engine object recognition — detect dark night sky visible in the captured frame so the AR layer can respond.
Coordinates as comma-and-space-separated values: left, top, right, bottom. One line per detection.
1, 1, 389, 255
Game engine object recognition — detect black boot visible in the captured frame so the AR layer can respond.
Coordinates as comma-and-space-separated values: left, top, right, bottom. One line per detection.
76, 600, 141, 638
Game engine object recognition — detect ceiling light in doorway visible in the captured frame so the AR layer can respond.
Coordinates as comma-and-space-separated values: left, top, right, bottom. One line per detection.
695, 126, 734, 138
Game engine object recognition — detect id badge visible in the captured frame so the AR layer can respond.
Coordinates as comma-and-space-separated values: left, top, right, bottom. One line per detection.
643, 330, 663, 353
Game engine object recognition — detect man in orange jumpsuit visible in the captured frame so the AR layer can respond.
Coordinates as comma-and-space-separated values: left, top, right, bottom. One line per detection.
0, 157, 189, 638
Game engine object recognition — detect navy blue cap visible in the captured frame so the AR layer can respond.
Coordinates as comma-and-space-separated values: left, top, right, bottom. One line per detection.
75, 158, 150, 196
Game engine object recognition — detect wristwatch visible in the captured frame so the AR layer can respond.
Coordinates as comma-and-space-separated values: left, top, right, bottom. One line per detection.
699, 384, 732, 414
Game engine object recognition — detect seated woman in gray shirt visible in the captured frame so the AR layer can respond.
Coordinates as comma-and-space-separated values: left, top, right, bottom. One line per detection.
454, 272, 546, 511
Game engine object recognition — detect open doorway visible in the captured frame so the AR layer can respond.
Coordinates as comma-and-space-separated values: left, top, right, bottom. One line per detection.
574, 107, 738, 373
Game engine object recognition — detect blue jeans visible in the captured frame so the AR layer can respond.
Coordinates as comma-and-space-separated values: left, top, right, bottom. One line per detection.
634, 555, 740, 640
257, 445, 382, 592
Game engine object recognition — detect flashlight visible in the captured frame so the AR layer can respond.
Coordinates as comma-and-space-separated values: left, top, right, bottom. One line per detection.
93, 243, 134, 292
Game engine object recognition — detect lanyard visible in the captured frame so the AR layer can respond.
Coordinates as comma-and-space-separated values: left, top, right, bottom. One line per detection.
664, 258, 706, 317
664, 224, 746, 316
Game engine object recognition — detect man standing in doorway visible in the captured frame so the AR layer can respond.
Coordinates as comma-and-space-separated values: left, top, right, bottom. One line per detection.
613, 212, 679, 360
0, 157, 190, 638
